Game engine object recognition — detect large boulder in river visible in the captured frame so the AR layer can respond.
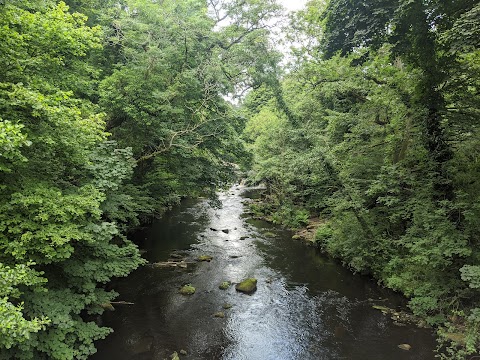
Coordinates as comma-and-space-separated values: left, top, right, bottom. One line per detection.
235, 278, 257, 294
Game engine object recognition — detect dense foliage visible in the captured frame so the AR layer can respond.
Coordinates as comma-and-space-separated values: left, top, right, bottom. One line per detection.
2, 0, 479, 357
0, 0, 280, 358
243, 0, 480, 357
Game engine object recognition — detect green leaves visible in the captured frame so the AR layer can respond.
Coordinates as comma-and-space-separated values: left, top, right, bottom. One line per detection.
244, 1, 480, 355
0, 185, 104, 262
321, 0, 398, 58
0, 120, 30, 172
0, 263, 49, 350
0, 1, 146, 358
0, 298, 50, 350
96, 0, 280, 214
0, 0, 283, 357
0, 1, 101, 95
460, 266, 480, 289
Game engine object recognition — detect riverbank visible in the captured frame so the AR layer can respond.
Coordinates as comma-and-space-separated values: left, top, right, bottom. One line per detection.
246, 195, 476, 358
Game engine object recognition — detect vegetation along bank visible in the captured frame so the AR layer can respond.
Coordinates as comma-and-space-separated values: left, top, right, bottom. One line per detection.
242, 1, 480, 358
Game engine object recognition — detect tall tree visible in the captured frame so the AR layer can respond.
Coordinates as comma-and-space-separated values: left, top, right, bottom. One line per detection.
321, 0, 477, 201
0, 2, 144, 358
99, 0, 282, 212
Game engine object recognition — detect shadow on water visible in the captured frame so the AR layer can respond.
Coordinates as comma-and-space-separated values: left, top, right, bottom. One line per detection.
92, 185, 436, 360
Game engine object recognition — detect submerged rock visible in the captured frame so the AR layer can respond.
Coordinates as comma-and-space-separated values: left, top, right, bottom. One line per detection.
179, 284, 196, 295
235, 278, 257, 294
179, 349, 187, 355
219, 281, 231, 290
128, 336, 153, 355
213, 311, 225, 318
197, 255, 213, 262
372, 304, 425, 328
372, 305, 390, 313
397, 344, 411, 351
152, 261, 188, 269
222, 303, 233, 309
171, 351, 180, 360
99, 302, 115, 311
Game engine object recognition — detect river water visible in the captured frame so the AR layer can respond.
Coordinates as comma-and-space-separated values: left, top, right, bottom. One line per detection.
92, 185, 436, 360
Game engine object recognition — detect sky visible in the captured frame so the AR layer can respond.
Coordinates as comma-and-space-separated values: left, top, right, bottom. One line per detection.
279, 0, 309, 12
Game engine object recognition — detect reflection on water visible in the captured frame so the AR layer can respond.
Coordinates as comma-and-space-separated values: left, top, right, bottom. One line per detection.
92, 185, 435, 360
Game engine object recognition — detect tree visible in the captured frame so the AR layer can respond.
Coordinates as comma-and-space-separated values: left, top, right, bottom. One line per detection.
0, 2, 144, 358
244, 0, 480, 355
98, 0, 282, 212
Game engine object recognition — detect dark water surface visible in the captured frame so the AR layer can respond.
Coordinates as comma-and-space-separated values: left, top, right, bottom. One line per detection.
92, 185, 436, 360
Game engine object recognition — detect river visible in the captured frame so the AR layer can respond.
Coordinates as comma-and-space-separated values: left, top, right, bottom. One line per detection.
92, 185, 436, 360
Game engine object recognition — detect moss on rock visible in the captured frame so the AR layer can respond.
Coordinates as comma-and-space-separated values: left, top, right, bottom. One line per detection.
219, 281, 231, 290
235, 278, 257, 294
197, 255, 213, 262
179, 284, 196, 295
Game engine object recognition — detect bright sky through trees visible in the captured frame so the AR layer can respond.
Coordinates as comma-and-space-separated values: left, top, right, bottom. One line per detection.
279, 0, 308, 12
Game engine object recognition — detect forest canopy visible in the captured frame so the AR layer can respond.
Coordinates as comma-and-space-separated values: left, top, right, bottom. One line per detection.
0, 0, 479, 358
